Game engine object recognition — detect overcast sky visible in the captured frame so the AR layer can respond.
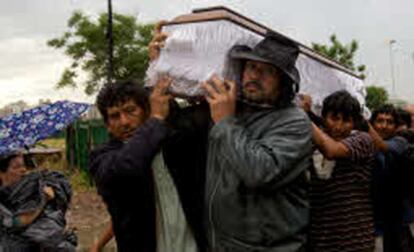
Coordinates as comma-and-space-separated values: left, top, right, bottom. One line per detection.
1, 0, 413, 107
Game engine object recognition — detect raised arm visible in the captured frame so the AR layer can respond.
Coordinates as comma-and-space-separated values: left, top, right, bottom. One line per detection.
1, 186, 55, 228
367, 122, 389, 152
89, 77, 172, 186
312, 123, 350, 160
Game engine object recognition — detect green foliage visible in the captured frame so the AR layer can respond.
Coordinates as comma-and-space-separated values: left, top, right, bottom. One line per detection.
48, 11, 155, 95
365, 86, 389, 110
70, 168, 94, 192
312, 34, 366, 79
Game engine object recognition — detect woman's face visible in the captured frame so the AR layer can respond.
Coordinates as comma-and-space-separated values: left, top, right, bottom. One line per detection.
0, 155, 27, 187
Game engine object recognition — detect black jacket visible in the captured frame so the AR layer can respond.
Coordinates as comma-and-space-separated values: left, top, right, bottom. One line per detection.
89, 104, 210, 252
0, 170, 76, 251
163, 103, 210, 251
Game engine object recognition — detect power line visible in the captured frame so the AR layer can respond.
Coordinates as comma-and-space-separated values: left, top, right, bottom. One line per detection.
389, 40, 396, 97
107, 0, 114, 85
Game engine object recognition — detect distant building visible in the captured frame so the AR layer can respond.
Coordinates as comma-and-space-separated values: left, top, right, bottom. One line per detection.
0, 100, 29, 117
37, 99, 52, 106
81, 105, 101, 120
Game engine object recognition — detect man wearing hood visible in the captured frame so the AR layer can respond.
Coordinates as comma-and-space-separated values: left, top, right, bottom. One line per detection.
202, 32, 313, 251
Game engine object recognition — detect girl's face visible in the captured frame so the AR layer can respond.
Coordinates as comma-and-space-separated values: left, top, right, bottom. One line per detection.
0, 155, 27, 187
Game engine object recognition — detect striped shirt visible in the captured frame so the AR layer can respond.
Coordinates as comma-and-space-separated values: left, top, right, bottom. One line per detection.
310, 131, 375, 252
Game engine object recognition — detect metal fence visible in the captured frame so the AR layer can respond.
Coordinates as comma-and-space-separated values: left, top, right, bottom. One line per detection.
66, 119, 108, 171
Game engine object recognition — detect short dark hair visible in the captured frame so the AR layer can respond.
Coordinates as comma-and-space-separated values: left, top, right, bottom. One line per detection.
396, 108, 412, 128
96, 80, 150, 123
322, 90, 363, 127
0, 153, 19, 173
370, 104, 399, 124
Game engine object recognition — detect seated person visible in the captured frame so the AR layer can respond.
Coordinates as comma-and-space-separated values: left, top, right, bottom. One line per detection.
0, 152, 75, 251
0, 153, 54, 228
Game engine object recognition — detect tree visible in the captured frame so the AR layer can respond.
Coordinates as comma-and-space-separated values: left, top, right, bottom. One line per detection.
312, 34, 366, 79
48, 11, 155, 95
365, 86, 389, 111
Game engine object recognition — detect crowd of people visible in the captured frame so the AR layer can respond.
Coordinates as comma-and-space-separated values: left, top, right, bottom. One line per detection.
86, 24, 414, 252
2, 23, 414, 252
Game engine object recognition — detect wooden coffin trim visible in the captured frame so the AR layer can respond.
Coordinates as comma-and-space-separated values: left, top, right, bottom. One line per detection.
163, 6, 361, 79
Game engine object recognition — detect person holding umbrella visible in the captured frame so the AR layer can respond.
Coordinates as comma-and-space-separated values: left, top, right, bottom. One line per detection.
0, 152, 73, 250
0, 153, 55, 227
0, 101, 88, 250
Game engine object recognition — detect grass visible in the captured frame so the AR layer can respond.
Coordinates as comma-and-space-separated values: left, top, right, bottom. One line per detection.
38, 138, 66, 149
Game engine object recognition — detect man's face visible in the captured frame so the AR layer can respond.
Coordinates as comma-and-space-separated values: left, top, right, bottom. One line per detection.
405, 105, 414, 129
1, 155, 27, 186
324, 112, 354, 141
242, 60, 282, 105
372, 113, 396, 139
106, 99, 146, 141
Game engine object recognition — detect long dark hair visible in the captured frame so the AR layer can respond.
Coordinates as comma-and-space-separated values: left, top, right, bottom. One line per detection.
232, 60, 295, 109
0, 153, 19, 173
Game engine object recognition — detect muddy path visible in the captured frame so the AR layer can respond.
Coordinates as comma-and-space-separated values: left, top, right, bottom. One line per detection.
66, 190, 116, 251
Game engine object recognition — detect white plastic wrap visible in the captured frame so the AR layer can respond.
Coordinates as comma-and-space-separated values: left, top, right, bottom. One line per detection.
145, 20, 367, 114
146, 20, 262, 96
296, 54, 368, 116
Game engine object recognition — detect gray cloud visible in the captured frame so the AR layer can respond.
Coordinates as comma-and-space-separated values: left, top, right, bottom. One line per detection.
1, 0, 413, 107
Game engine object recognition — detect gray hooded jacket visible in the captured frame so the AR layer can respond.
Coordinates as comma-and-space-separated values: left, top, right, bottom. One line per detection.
205, 104, 312, 252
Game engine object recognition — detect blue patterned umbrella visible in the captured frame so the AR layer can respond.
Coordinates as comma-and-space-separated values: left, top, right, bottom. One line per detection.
0, 100, 90, 156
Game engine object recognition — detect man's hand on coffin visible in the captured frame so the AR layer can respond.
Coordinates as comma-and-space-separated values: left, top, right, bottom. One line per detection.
149, 21, 168, 62
202, 75, 236, 124
150, 75, 173, 121
298, 94, 312, 112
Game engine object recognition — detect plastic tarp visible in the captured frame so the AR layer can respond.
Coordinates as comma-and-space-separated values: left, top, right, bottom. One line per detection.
0, 170, 76, 251
146, 20, 367, 116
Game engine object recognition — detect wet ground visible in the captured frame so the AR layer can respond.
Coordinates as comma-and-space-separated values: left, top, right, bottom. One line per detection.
66, 190, 116, 251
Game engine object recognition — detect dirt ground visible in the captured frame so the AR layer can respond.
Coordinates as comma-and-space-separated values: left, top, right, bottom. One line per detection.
66, 190, 116, 251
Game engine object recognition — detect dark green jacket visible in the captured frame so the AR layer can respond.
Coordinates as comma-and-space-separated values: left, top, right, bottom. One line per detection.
205, 105, 312, 252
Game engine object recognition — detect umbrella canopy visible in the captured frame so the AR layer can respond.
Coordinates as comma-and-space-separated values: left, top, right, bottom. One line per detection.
0, 100, 90, 156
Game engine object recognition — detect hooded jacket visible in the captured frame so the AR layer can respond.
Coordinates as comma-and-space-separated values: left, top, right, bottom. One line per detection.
205, 104, 312, 252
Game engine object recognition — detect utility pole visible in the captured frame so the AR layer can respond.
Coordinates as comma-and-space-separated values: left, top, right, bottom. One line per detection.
389, 39, 396, 98
107, 0, 114, 84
